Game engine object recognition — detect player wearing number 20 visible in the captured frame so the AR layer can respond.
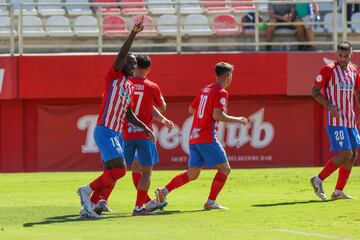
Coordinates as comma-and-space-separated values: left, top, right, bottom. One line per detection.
310, 41, 360, 201
155, 62, 249, 210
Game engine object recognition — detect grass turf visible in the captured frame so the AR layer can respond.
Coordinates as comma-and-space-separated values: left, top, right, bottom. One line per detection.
0, 168, 359, 240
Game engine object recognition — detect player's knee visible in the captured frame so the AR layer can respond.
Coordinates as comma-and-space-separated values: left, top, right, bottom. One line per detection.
187, 170, 200, 181
221, 167, 231, 176
111, 168, 126, 180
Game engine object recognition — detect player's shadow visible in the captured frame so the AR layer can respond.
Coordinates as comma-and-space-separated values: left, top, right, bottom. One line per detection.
252, 199, 334, 207
23, 213, 133, 227
155, 209, 206, 216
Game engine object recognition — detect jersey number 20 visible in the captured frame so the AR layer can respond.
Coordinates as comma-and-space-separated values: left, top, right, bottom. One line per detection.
198, 95, 208, 119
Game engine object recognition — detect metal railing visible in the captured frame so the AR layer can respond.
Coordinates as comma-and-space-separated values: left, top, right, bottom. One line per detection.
0, 0, 359, 54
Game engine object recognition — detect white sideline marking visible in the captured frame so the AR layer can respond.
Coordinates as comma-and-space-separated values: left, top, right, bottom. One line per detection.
275, 229, 353, 240
0, 69, 4, 94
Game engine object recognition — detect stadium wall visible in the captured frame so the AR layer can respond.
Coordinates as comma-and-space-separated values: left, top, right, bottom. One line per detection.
0, 52, 358, 172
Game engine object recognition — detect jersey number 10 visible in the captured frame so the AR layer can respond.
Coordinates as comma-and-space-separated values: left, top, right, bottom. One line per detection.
198, 95, 208, 119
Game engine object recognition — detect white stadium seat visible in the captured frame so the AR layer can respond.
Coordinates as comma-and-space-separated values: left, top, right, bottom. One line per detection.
157, 14, 184, 36
323, 12, 351, 33
46, 16, 74, 37
351, 12, 360, 33
184, 14, 212, 36
13, 0, 38, 15
22, 16, 46, 37
178, 0, 203, 14
0, 0, 9, 16
65, 0, 93, 15
0, 16, 16, 37
38, 0, 66, 16
318, 3, 335, 12
74, 15, 99, 37
148, 0, 176, 15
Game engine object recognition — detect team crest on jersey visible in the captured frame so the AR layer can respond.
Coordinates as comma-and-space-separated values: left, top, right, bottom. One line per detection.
316, 74, 322, 82
220, 97, 227, 106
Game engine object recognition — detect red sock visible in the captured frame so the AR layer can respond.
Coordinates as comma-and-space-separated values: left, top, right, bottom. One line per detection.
165, 172, 190, 192
132, 172, 152, 203
90, 168, 125, 191
335, 167, 351, 190
101, 181, 116, 201
136, 189, 148, 208
318, 160, 339, 180
208, 172, 228, 201
91, 191, 102, 204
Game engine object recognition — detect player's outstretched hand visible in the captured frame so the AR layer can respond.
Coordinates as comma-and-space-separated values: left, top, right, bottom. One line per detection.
132, 16, 144, 33
145, 128, 156, 142
238, 117, 249, 126
164, 119, 175, 130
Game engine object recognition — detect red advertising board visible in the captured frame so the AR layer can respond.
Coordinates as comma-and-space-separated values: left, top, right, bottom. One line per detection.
36, 98, 314, 171
18, 53, 288, 99
0, 57, 17, 99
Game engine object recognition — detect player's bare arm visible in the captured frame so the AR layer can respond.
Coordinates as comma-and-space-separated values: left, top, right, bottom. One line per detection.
157, 102, 166, 113
113, 17, 144, 71
311, 85, 340, 117
152, 107, 174, 129
189, 106, 195, 115
213, 108, 249, 126
125, 107, 155, 141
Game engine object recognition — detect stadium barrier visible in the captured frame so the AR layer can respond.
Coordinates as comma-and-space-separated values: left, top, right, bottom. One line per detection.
1, 51, 358, 172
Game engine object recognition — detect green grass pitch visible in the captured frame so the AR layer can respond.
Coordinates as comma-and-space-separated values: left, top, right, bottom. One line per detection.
0, 168, 359, 240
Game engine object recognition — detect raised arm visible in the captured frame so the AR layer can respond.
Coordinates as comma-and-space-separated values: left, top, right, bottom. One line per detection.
113, 17, 144, 72
213, 108, 248, 126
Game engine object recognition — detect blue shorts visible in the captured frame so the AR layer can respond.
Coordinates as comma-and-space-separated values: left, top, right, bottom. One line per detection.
188, 142, 228, 168
94, 125, 124, 162
326, 126, 360, 152
124, 139, 159, 166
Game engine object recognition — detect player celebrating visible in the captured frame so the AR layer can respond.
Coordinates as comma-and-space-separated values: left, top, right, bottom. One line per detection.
310, 41, 360, 201
123, 54, 174, 216
155, 62, 249, 210
77, 17, 156, 218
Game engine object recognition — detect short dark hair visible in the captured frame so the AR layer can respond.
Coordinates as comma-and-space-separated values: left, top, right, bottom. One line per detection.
215, 62, 233, 77
337, 41, 352, 51
136, 54, 151, 69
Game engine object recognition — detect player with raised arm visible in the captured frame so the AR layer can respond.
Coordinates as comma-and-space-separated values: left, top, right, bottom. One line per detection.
76, 17, 156, 218
123, 54, 174, 216
155, 62, 249, 210
310, 41, 360, 201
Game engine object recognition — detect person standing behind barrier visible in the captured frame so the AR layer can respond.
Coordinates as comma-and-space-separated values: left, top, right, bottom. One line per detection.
265, 3, 295, 51
310, 41, 360, 201
295, 3, 320, 51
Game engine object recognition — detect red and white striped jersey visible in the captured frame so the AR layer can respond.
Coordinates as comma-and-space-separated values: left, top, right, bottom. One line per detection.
313, 62, 360, 128
97, 66, 134, 132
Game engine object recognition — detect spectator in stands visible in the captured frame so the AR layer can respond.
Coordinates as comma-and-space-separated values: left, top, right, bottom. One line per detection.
295, 3, 320, 51
347, 3, 360, 27
265, 3, 296, 51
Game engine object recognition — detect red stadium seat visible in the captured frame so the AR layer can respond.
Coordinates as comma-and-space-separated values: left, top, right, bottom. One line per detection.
202, 0, 231, 14
93, 0, 121, 15
212, 14, 241, 36
231, 0, 255, 13
103, 16, 129, 36
132, 15, 159, 36
120, 0, 149, 15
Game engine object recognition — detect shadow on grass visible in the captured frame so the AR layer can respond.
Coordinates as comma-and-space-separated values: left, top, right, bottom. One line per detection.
23, 209, 206, 227
23, 212, 132, 227
252, 199, 334, 207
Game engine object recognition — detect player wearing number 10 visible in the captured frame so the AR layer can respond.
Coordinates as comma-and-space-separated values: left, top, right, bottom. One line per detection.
310, 41, 360, 201
155, 62, 249, 210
